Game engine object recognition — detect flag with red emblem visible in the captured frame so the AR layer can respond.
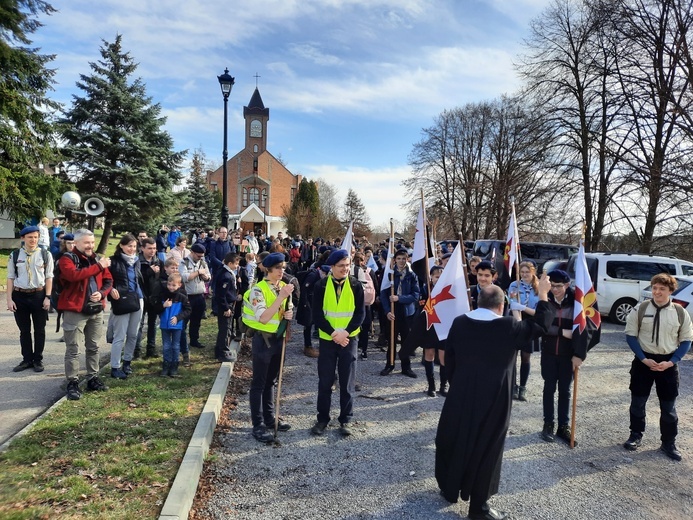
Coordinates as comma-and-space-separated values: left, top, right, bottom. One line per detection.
427, 242, 470, 340
572, 242, 601, 351
504, 209, 518, 274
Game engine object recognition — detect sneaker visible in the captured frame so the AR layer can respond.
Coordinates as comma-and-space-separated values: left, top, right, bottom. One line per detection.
122, 360, 132, 375
360, 351, 368, 360
661, 442, 682, 461
401, 368, 417, 378
111, 367, 128, 379
33, 361, 45, 373
556, 425, 577, 447
191, 343, 206, 349
438, 383, 448, 397
66, 380, 81, 400
541, 422, 555, 442
86, 376, 108, 392
311, 421, 329, 436
182, 353, 191, 367
512, 385, 520, 400
12, 360, 33, 372
380, 365, 394, 376
252, 425, 274, 443
623, 432, 642, 451
339, 423, 352, 437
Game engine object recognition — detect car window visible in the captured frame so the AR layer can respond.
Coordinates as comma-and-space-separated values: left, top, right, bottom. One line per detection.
606, 261, 641, 280
681, 264, 693, 276
673, 279, 692, 295
606, 260, 675, 281
474, 241, 493, 256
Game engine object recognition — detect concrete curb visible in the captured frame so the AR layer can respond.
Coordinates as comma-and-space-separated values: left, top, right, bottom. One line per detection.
158, 341, 239, 520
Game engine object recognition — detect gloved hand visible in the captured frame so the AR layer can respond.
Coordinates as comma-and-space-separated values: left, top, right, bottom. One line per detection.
510, 301, 527, 312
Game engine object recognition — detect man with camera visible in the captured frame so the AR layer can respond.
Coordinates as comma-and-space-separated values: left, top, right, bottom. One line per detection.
57, 229, 113, 401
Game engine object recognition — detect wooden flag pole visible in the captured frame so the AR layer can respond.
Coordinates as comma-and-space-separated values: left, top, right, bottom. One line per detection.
389, 218, 396, 367
570, 223, 587, 449
458, 232, 473, 309
421, 189, 432, 299
570, 366, 578, 449
274, 296, 293, 442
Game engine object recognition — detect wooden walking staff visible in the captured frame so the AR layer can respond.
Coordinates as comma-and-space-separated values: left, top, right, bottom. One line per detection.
388, 218, 396, 367
570, 222, 587, 449
274, 294, 293, 443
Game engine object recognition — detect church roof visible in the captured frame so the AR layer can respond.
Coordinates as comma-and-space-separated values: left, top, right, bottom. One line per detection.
244, 88, 270, 117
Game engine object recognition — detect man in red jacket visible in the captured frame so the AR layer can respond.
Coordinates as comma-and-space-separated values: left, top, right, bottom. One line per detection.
57, 229, 113, 401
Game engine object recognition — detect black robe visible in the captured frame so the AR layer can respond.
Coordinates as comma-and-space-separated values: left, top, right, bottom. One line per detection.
435, 301, 554, 504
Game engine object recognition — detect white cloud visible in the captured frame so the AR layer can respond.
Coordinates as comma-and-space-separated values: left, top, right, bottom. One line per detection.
301, 164, 412, 224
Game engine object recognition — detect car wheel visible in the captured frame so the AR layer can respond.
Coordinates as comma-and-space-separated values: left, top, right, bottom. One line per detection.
609, 298, 636, 325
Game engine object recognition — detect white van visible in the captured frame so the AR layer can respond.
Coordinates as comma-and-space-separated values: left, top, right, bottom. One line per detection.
566, 252, 693, 325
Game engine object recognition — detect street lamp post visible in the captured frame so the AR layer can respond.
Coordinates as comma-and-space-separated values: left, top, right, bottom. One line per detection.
217, 68, 235, 229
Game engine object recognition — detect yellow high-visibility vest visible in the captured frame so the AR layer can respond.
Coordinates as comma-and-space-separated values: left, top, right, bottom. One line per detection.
319, 275, 360, 340
242, 280, 285, 333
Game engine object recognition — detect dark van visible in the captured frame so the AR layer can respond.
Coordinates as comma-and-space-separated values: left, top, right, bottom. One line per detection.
472, 240, 578, 287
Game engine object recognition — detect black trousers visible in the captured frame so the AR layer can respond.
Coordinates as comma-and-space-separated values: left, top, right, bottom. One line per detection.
385, 313, 413, 367
187, 293, 206, 347
12, 291, 47, 364
629, 354, 679, 442
249, 332, 283, 427
541, 353, 574, 426
215, 312, 234, 360
137, 300, 158, 348
317, 336, 357, 424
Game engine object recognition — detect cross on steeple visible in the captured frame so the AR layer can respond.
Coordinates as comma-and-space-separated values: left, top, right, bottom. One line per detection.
254, 72, 261, 87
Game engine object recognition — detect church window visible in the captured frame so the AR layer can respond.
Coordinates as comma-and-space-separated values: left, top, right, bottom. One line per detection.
242, 187, 248, 206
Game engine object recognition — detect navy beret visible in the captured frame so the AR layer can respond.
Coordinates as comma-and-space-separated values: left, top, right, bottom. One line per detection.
190, 243, 206, 254
325, 249, 349, 266
548, 269, 570, 284
262, 252, 285, 268
394, 248, 408, 257
441, 252, 452, 260
20, 225, 40, 236
62, 233, 74, 241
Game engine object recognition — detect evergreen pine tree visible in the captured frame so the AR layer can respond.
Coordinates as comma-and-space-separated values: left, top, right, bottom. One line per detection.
176, 148, 220, 231
60, 35, 185, 252
342, 188, 372, 238
0, 0, 65, 222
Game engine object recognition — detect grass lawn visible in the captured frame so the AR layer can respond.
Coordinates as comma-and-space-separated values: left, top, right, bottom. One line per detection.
0, 319, 221, 519
0, 231, 222, 519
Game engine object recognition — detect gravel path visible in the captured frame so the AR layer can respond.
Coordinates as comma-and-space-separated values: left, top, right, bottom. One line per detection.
192, 322, 693, 519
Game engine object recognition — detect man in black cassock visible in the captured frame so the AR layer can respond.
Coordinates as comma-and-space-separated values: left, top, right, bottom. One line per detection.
435, 279, 554, 520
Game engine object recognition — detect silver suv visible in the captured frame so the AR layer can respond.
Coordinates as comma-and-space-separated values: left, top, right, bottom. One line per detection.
567, 252, 693, 325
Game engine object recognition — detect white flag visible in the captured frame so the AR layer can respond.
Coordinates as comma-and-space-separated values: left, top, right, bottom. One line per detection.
427, 242, 470, 340
341, 221, 354, 253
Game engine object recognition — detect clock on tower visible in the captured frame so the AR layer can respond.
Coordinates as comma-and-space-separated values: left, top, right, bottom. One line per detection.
250, 119, 262, 138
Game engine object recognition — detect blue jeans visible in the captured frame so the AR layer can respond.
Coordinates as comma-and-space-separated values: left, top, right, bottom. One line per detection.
161, 328, 182, 363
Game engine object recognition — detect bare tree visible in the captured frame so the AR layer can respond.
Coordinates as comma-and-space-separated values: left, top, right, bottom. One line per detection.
600, 0, 693, 252
517, 0, 627, 250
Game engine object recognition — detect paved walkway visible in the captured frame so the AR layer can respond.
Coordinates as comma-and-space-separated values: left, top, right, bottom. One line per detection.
0, 296, 111, 447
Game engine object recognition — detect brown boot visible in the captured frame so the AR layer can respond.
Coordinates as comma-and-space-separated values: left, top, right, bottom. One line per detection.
182, 352, 191, 367
304, 346, 319, 358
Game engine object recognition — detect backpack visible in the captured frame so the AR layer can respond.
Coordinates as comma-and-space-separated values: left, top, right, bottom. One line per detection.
637, 300, 686, 337
355, 265, 376, 306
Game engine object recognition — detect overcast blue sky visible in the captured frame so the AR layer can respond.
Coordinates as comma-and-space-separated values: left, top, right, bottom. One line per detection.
33, 0, 551, 230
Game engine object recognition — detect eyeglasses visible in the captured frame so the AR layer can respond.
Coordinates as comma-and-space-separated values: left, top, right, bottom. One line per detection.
550, 284, 565, 289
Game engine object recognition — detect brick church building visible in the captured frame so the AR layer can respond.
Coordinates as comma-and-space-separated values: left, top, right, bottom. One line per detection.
206, 88, 301, 237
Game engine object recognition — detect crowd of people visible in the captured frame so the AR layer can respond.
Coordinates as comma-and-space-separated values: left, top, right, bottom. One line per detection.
6, 220, 692, 520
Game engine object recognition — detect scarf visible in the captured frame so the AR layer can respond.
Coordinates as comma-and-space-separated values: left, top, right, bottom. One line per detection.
23, 247, 38, 286
120, 252, 137, 266
650, 299, 671, 346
